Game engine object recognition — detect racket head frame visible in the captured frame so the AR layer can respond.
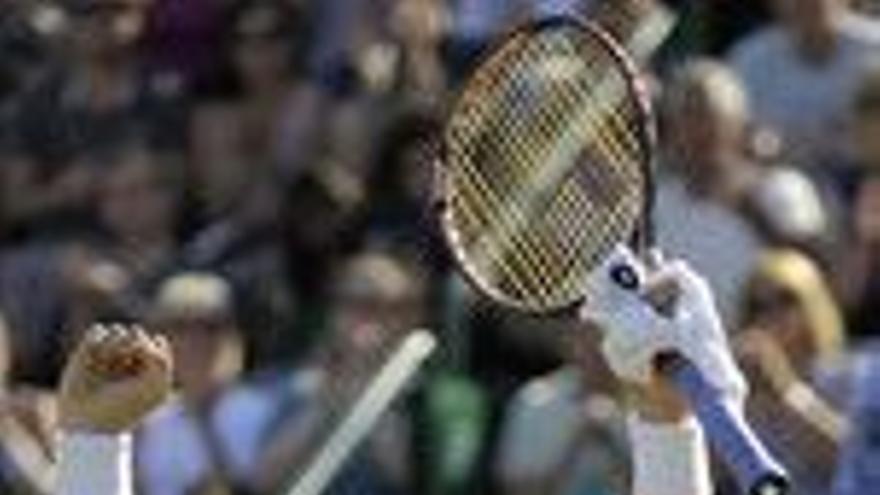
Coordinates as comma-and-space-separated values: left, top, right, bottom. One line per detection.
434, 15, 659, 315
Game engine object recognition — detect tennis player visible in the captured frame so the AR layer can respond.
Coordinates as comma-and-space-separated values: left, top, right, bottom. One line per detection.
54, 245, 743, 495
581, 245, 748, 495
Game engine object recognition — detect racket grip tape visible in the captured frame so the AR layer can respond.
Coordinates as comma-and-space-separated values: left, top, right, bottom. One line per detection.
659, 355, 791, 495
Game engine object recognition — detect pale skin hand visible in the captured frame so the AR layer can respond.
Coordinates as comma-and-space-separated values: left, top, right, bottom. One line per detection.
59, 324, 173, 434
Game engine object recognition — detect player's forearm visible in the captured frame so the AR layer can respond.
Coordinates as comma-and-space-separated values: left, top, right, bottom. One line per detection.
56, 432, 133, 495
629, 415, 712, 495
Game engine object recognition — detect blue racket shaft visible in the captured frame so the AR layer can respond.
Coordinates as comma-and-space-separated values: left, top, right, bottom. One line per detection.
661, 355, 790, 495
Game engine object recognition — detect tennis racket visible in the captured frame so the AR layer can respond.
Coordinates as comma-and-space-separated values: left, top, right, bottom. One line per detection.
434, 16, 790, 495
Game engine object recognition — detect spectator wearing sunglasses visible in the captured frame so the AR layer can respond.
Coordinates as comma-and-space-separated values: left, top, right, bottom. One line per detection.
136, 273, 277, 495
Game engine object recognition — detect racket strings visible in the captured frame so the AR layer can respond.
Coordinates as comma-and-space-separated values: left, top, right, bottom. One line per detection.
451, 159, 542, 299
449, 46, 573, 301
531, 35, 644, 289
453, 72, 637, 302
445, 25, 648, 309
463, 36, 631, 257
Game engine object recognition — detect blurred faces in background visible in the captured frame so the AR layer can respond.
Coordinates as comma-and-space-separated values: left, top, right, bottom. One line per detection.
771, 0, 848, 61
656, 60, 764, 325
97, 145, 176, 249
729, 0, 880, 167
138, 273, 279, 495
327, 251, 427, 361
231, 1, 299, 94
851, 69, 880, 171
740, 250, 846, 373
67, 0, 152, 61
838, 177, 880, 337
663, 60, 750, 184
660, 58, 828, 272
0, 314, 56, 493
252, 251, 425, 493
149, 273, 243, 401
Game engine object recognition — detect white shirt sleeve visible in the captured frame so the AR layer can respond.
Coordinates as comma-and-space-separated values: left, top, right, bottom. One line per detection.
628, 415, 712, 495
56, 432, 133, 495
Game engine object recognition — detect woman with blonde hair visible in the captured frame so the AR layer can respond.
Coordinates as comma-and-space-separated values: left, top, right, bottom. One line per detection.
735, 248, 849, 495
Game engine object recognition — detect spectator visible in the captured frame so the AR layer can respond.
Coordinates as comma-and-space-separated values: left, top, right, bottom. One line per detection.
832, 340, 880, 494
182, 175, 298, 367
0, 1, 56, 106
143, 0, 225, 92
494, 327, 629, 495
92, 142, 179, 280
843, 67, 880, 192
0, 0, 186, 240
825, 68, 880, 338
734, 249, 848, 495
60, 140, 182, 337
727, 0, 880, 167
656, 59, 797, 324
281, 169, 364, 335
855, 0, 880, 15
137, 272, 279, 495
189, 0, 323, 198
0, 243, 71, 384
387, 0, 448, 101
255, 251, 430, 494
360, 108, 445, 269
837, 176, 880, 338
0, 135, 182, 386
0, 312, 56, 494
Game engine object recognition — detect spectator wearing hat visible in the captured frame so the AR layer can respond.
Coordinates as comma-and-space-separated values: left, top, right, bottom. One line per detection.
136, 272, 278, 495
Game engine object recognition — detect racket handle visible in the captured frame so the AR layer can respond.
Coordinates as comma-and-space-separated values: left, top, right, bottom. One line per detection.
659, 355, 791, 495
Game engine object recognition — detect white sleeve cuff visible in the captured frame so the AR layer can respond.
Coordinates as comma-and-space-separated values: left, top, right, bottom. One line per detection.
56, 432, 133, 495
628, 415, 712, 495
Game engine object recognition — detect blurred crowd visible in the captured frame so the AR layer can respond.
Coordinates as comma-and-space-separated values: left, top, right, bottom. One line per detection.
0, 0, 878, 494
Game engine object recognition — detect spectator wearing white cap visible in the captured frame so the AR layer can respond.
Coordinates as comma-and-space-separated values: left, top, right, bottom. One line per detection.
136, 272, 278, 495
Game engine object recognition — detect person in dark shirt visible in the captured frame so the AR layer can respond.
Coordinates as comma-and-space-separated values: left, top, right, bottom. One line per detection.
0, 0, 186, 241
832, 68, 880, 338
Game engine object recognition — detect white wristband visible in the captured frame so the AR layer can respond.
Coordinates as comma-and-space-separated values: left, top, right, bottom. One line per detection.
56, 432, 133, 495
628, 415, 712, 495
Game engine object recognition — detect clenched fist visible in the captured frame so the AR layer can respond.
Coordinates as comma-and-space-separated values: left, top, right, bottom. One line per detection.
59, 324, 173, 433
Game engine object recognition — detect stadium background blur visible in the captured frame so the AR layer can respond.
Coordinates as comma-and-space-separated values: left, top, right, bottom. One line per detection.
0, 0, 879, 494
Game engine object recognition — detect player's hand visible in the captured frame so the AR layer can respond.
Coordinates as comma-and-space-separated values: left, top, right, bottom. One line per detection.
580, 245, 747, 405
59, 324, 173, 434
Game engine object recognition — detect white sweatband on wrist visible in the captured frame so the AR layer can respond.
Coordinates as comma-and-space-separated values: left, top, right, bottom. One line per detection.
56, 432, 133, 495
628, 414, 712, 495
